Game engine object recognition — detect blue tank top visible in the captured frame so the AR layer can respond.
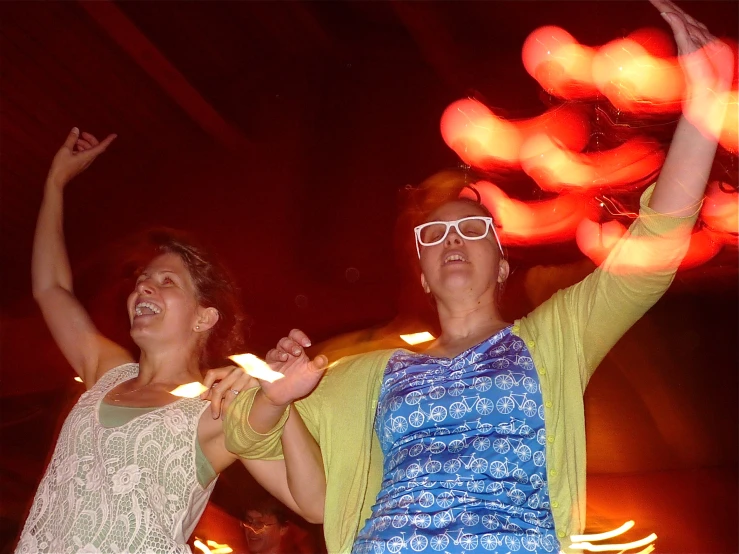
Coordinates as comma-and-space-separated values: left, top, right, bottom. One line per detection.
353, 327, 559, 553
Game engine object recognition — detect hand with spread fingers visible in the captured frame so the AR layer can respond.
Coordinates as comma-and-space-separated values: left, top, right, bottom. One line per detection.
262, 329, 328, 408
651, 0, 734, 138
201, 365, 258, 419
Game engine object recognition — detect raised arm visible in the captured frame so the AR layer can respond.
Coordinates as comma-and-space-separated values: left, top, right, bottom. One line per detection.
648, 0, 734, 215
526, 1, 733, 381
33, 128, 131, 387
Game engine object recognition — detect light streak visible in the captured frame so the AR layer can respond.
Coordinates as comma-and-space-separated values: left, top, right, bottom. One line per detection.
229, 353, 285, 383
520, 135, 664, 192
193, 539, 212, 554
571, 521, 635, 542
570, 533, 657, 552
205, 540, 233, 554
464, 180, 594, 245
570, 521, 656, 552
170, 382, 208, 397
400, 332, 435, 345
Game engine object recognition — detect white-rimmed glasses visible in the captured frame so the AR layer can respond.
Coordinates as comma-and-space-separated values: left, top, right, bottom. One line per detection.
414, 216, 503, 257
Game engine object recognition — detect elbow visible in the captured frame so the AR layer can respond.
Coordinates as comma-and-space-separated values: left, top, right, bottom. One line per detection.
32, 284, 50, 303
302, 505, 325, 525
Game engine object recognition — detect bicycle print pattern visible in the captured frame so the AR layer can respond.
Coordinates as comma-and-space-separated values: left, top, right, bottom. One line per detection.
353, 327, 559, 553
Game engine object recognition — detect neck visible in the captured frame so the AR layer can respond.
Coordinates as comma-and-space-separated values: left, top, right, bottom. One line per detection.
136, 345, 203, 386
430, 291, 507, 356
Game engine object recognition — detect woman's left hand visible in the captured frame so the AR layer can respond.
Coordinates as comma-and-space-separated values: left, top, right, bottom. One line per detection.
651, 0, 734, 138
201, 365, 258, 419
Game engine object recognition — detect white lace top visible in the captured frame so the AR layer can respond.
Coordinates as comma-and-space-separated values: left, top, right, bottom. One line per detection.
16, 364, 217, 554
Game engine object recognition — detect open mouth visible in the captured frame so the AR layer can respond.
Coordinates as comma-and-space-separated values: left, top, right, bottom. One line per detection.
134, 301, 162, 317
444, 253, 468, 264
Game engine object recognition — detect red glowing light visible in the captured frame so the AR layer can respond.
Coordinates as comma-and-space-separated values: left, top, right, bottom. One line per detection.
522, 26, 598, 99
576, 220, 723, 271
592, 37, 684, 113
520, 135, 664, 192
462, 180, 594, 245
440, 99, 521, 168
701, 181, 738, 236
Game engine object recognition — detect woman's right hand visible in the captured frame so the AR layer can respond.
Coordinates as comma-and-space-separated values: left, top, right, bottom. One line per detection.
262, 329, 328, 407
47, 127, 117, 189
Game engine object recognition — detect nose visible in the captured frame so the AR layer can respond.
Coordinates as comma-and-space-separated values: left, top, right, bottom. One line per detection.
444, 225, 463, 246
136, 278, 155, 295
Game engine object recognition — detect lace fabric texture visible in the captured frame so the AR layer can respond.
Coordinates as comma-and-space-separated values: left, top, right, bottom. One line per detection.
16, 364, 217, 554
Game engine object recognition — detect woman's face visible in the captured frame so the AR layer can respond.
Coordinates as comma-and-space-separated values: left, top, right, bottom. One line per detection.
418, 200, 507, 301
126, 252, 210, 350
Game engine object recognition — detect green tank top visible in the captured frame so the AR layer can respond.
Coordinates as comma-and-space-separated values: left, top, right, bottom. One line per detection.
99, 402, 217, 487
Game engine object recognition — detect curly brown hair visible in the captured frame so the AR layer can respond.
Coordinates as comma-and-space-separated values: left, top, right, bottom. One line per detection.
143, 229, 247, 368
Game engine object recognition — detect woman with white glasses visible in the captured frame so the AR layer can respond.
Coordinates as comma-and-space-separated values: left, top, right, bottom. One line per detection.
224, 1, 733, 552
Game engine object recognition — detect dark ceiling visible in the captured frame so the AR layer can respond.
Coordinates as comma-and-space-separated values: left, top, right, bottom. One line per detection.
1, 1, 737, 548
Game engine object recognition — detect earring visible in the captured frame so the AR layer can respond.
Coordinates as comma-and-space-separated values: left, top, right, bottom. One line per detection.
195, 325, 200, 331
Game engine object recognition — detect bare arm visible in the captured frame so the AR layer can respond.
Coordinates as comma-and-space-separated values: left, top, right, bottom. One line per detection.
281, 407, 326, 523
33, 128, 131, 387
648, 0, 734, 215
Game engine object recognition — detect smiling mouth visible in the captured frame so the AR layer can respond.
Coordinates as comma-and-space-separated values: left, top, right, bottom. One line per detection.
134, 301, 162, 317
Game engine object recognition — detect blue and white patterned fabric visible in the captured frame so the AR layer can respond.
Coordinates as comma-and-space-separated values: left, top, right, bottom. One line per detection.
353, 327, 559, 553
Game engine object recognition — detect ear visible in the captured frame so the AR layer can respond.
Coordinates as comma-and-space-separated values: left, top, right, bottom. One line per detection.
497, 259, 510, 284
420, 273, 431, 294
194, 306, 219, 333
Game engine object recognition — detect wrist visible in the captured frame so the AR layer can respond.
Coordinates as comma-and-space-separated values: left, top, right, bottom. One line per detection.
45, 172, 68, 192
256, 388, 290, 411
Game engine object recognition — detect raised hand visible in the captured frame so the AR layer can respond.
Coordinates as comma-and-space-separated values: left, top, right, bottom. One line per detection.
261, 329, 328, 407
651, 0, 734, 138
201, 365, 258, 419
47, 127, 117, 189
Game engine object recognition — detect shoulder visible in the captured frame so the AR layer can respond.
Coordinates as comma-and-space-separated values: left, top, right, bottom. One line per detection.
90, 362, 138, 391
325, 349, 397, 379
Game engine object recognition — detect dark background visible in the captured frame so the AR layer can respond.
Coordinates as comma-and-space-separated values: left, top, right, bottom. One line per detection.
1, 1, 737, 552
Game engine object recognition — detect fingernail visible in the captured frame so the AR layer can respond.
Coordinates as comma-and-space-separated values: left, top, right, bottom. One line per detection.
72, 127, 79, 134
293, 349, 301, 355
660, 12, 670, 20
305, 341, 312, 347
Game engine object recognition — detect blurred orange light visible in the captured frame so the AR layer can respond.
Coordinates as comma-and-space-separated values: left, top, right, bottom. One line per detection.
440, 99, 521, 168
576, 220, 723, 271
522, 26, 598, 98
521, 135, 664, 192
592, 37, 684, 113
400, 332, 435, 345
719, 89, 738, 152
463, 180, 593, 245
701, 181, 739, 235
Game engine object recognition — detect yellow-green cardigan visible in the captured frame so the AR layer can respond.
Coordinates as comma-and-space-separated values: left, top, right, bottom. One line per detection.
225, 185, 697, 553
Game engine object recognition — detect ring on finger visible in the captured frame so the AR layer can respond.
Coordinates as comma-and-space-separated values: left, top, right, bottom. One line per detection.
230, 389, 239, 395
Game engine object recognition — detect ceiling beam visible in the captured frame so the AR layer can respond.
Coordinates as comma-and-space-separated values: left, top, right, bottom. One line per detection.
78, 0, 252, 152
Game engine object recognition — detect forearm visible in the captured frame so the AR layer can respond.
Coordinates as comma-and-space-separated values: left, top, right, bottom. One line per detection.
32, 180, 73, 298
648, 113, 718, 217
282, 408, 325, 523
249, 388, 290, 434
223, 388, 288, 460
